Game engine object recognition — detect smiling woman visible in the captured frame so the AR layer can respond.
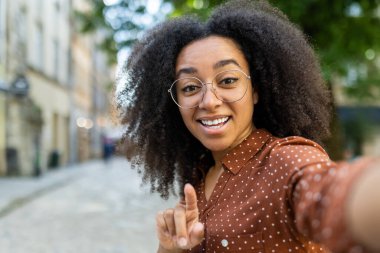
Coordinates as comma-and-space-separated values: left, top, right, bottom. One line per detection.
118, 0, 380, 252
175, 36, 257, 157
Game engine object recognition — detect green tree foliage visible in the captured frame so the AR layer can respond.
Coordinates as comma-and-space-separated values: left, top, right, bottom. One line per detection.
77, 0, 380, 94
77, 0, 380, 158
75, 0, 118, 64
75, 0, 171, 64
274, 1, 380, 95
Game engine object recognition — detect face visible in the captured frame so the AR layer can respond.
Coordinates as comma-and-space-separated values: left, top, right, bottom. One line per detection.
175, 36, 259, 157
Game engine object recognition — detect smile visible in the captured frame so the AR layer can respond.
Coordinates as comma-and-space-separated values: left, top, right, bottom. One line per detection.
199, 116, 230, 129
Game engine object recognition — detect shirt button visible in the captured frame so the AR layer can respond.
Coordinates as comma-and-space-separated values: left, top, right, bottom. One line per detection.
221, 239, 229, 247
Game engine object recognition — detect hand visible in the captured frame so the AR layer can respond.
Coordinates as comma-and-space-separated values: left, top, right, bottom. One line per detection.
156, 184, 204, 252
347, 159, 380, 251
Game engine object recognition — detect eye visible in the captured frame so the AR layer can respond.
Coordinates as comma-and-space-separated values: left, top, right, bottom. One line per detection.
182, 84, 201, 93
177, 79, 202, 96
217, 76, 240, 89
220, 77, 238, 85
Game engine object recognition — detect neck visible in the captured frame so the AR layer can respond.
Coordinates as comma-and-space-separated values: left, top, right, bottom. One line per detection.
212, 152, 225, 172
211, 125, 255, 169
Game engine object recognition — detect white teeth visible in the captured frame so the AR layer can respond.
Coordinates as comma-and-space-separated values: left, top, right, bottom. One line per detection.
201, 117, 229, 127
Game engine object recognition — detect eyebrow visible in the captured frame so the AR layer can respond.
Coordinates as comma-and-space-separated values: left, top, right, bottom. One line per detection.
176, 58, 241, 78
213, 59, 241, 69
176, 67, 197, 78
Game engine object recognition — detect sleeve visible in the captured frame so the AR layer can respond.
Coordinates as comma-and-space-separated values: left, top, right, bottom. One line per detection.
270, 137, 377, 252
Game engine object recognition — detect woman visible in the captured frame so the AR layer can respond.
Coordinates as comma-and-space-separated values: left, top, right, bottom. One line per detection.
119, 0, 380, 252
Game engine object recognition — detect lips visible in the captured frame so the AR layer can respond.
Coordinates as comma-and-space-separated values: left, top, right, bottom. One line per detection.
198, 116, 230, 129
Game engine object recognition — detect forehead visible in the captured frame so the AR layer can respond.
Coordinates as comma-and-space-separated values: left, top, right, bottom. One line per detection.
175, 36, 248, 72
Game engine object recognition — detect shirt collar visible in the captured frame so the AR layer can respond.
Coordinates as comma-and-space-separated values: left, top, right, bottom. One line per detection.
222, 128, 272, 175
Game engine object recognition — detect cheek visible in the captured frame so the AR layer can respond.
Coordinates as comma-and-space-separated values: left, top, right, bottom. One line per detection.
179, 109, 194, 131
238, 91, 255, 122
240, 104, 254, 123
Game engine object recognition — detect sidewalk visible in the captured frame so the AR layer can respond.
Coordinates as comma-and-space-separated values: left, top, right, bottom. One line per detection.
0, 160, 100, 217
0, 158, 177, 253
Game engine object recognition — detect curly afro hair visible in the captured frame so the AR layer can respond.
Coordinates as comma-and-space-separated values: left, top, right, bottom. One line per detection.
118, 0, 332, 198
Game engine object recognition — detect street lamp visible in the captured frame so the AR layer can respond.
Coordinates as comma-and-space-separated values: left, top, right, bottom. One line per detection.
10, 74, 29, 97
0, 74, 30, 97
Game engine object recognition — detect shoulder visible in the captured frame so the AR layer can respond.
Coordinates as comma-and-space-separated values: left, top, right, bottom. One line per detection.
264, 135, 331, 168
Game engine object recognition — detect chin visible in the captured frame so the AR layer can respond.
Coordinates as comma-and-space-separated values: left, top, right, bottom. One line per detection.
201, 140, 231, 153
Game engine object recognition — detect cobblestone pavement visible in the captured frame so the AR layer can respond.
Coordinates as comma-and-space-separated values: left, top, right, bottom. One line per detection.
0, 158, 177, 253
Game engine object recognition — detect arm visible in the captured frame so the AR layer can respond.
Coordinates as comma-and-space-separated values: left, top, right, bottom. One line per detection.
267, 136, 379, 252
289, 154, 380, 252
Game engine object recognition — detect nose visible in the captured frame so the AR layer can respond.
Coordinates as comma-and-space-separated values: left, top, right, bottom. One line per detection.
198, 82, 222, 110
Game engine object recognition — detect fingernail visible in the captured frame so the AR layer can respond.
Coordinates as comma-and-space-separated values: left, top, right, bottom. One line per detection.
178, 237, 187, 248
194, 222, 204, 231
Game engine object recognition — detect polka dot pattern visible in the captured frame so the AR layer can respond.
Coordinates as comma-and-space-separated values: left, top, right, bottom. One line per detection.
187, 129, 368, 253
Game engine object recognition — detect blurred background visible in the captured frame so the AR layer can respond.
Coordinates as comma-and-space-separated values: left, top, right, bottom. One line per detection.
0, 0, 379, 252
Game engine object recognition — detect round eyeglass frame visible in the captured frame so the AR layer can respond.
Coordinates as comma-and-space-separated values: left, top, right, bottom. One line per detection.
167, 69, 251, 109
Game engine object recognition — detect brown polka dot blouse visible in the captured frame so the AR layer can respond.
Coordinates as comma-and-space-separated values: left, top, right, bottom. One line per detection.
187, 129, 374, 253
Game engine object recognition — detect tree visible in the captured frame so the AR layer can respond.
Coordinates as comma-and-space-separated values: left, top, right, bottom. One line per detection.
75, 0, 172, 64
77, 0, 380, 92
77, 0, 380, 158
273, 0, 380, 95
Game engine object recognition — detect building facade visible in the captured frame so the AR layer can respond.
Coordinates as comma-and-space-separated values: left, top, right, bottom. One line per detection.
0, 0, 112, 176
0, 0, 7, 174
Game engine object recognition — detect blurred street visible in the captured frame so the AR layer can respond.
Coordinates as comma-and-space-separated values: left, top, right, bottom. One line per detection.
0, 0, 379, 252
0, 158, 177, 253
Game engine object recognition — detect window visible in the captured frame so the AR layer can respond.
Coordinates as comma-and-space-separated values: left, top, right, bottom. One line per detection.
12, 5, 27, 66
67, 49, 74, 87
54, 0, 60, 34
53, 39, 59, 79
0, 0, 4, 62
54, 0, 60, 11
52, 112, 59, 149
35, 23, 44, 71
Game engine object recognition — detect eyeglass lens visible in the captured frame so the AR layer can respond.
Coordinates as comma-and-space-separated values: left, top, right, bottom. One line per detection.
170, 70, 249, 108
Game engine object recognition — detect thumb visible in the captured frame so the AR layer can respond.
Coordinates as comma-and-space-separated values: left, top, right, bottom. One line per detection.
189, 222, 204, 246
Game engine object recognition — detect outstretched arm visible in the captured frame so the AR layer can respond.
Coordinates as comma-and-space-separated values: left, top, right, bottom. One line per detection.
289, 154, 380, 252
269, 136, 380, 252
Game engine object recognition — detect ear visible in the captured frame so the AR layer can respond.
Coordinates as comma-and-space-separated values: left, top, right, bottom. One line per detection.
253, 90, 259, 105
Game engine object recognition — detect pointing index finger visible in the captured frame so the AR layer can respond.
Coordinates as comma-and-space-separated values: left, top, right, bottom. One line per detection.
184, 183, 198, 212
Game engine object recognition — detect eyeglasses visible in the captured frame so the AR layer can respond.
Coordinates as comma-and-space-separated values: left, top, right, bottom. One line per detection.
168, 69, 251, 109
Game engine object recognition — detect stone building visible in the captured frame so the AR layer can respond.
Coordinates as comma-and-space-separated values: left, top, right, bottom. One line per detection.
70, 0, 114, 162
0, 0, 112, 176
0, 0, 7, 174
